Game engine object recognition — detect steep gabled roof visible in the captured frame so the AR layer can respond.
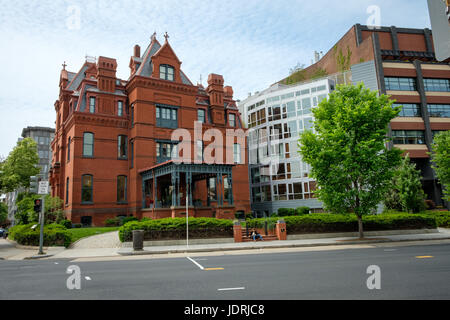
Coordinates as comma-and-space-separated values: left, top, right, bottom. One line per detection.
66, 64, 89, 91
134, 38, 193, 86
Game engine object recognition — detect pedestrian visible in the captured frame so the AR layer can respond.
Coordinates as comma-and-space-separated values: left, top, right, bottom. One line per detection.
251, 229, 263, 241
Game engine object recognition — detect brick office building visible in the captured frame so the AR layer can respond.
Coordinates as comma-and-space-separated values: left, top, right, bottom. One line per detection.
283, 24, 450, 206
49, 34, 250, 226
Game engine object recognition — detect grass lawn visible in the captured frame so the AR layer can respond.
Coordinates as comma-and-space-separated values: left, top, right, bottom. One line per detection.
67, 227, 120, 244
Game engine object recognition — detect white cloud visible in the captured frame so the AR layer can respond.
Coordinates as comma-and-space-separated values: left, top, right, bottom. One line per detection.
0, 0, 431, 157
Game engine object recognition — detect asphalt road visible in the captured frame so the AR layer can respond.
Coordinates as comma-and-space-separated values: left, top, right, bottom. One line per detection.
0, 242, 449, 300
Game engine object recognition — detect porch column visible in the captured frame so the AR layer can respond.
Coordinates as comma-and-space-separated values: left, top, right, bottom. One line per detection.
217, 173, 223, 206
186, 172, 193, 206
176, 171, 181, 207
142, 178, 146, 209
228, 171, 234, 205
171, 172, 177, 207
153, 176, 157, 209
206, 176, 211, 207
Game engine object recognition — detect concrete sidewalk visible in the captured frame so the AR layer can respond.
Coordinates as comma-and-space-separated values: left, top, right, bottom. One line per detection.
117, 228, 450, 256
2, 228, 450, 260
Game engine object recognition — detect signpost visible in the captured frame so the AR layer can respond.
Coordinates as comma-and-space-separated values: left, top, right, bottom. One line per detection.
37, 180, 49, 255
186, 185, 189, 249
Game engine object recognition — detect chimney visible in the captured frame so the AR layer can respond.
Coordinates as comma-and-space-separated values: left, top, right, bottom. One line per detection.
207, 74, 225, 125
224, 86, 234, 99
97, 56, 117, 93
134, 45, 141, 58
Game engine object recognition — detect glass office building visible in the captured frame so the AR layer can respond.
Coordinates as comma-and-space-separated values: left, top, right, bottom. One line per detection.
239, 77, 339, 217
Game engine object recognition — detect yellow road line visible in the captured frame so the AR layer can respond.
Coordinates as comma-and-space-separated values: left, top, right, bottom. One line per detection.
416, 256, 434, 259
204, 268, 224, 271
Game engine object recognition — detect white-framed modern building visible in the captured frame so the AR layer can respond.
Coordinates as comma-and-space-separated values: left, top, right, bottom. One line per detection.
238, 73, 351, 217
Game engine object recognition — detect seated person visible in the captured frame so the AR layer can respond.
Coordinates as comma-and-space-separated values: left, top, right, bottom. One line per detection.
251, 229, 264, 241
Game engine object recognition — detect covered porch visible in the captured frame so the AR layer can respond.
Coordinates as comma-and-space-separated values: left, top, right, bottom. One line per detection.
139, 161, 236, 220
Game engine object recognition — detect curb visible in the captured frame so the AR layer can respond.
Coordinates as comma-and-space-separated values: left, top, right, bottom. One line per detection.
118, 236, 450, 256
24, 254, 54, 260
5, 239, 64, 251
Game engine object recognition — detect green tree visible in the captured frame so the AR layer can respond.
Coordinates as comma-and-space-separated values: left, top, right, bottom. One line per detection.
386, 155, 426, 213
0, 202, 8, 226
430, 131, 450, 202
45, 195, 65, 224
0, 138, 40, 193
299, 84, 402, 238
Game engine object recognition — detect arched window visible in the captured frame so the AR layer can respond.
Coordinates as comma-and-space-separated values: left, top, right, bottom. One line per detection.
160, 64, 175, 81
81, 174, 93, 204
117, 176, 127, 203
83, 132, 94, 157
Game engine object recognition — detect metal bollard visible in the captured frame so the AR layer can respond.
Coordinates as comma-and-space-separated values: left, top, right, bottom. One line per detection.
132, 230, 144, 251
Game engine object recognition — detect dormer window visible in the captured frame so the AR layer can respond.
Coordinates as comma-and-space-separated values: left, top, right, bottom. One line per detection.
160, 64, 174, 81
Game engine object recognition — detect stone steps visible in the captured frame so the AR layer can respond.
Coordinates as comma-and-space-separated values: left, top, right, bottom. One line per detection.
241, 235, 278, 242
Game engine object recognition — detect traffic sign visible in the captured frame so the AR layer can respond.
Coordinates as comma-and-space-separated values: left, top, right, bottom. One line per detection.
38, 181, 49, 195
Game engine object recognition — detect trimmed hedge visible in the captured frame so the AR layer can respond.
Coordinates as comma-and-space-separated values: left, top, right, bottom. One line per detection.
246, 213, 437, 234
385, 210, 450, 228
276, 207, 310, 217
427, 211, 450, 228
8, 223, 71, 248
119, 218, 234, 242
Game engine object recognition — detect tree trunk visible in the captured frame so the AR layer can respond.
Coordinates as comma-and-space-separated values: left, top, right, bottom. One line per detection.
357, 215, 364, 239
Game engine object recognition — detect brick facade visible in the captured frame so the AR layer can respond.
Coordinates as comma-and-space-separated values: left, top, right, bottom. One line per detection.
50, 35, 250, 226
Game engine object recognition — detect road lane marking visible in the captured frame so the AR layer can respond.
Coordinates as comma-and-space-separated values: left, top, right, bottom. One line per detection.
187, 257, 204, 270
85, 276, 92, 280
187, 257, 223, 271
218, 287, 245, 291
416, 256, 434, 259
384, 249, 397, 252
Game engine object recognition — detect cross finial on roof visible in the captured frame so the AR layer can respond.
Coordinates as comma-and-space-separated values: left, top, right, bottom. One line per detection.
62, 61, 67, 70
164, 32, 169, 42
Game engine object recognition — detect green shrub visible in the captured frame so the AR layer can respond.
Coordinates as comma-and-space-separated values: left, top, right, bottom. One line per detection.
105, 217, 121, 227
421, 210, 450, 228
60, 220, 72, 229
235, 211, 246, 220
278, 208, 295, 217
119, 217, 234, 242
270, 213, 279, 218
295, 207, 310, 216
8, 223, 71, 248
246, 213, 437, 234
121, 216, 138, 225
73, 223, 82, 228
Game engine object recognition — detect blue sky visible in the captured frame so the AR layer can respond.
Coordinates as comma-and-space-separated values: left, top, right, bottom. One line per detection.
0, 0, 431, 158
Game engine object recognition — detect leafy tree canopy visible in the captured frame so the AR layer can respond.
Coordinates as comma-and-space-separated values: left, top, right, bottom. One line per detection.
430, 131, 450, 202
299, 84, 402, 237
0, 138, 40, 193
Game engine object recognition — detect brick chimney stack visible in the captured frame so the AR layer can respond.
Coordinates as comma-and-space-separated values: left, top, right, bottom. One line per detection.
207, 74, 225, 125
97, 56, 117, 93
224, 86, 234, 99
134, 45, 141, 58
